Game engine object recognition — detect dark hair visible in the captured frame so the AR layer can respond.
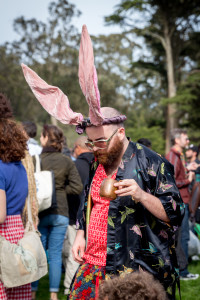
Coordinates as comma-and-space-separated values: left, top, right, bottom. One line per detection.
22, 121, 37, 138
137, 138, 152, 148
0, 119, 27, 162
98, 271, 168, 300
0, 93, 13, 119
187, 144, 199, 156
170, 128, 187, 146
42, 124, 64, 152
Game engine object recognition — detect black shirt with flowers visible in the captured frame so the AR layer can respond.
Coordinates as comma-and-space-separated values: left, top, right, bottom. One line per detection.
77, 142, 184, 299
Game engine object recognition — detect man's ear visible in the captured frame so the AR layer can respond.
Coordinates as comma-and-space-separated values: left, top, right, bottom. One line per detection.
174, 137, 179, 145
118, 127, 125, 140
76, 145, 81, 155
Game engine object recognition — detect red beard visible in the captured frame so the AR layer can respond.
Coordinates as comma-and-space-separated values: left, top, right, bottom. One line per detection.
94, 138, 124, 171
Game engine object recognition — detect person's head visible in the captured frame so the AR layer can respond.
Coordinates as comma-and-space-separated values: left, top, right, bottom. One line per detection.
0, 119, 27, 163
98, 271, 168, 300
185, 144, 199, 161
137, 138, 152, 148
0, 93, 13, 119
85, 107, 127, 170
40, 124, 64, 152
74, 136, 91, 158
170, 128, 189, 150
22, 121, 37, 138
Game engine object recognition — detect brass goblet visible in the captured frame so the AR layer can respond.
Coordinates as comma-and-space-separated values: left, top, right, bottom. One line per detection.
99, 178, 118, 200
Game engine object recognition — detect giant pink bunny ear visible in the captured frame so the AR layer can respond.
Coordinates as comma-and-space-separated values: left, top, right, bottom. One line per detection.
21, 63, 84, 125
79, 25, 103, 126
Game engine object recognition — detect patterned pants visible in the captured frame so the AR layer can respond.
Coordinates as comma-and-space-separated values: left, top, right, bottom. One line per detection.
0, 215, 32, 300
69, 263, 106, 300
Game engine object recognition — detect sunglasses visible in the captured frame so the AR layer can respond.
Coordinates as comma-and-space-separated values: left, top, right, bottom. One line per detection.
85, 129, 118, 150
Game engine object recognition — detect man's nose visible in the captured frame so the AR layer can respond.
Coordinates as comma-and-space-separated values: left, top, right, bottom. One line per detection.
92, 145, 98, 151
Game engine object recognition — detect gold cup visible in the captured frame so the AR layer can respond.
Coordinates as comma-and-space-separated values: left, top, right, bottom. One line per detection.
99, 178, 118, 200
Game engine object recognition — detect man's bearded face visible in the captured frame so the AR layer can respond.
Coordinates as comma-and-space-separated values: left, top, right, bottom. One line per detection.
94, 136, 124, 170
185, 149, 193, 160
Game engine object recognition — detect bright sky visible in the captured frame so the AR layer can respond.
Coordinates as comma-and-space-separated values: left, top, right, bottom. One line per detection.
1, 0, 122, 44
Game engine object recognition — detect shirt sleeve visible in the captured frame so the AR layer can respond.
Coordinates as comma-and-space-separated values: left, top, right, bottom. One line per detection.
65, 159, 83, 195
166, 152, 190, 188
0, 171, 6, 191
153, 159, 185, 227
76, 186, 87, 231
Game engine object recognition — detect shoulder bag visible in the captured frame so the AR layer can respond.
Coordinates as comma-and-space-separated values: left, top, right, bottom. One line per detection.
34, 154, 56, 212
0, 196, 48, 288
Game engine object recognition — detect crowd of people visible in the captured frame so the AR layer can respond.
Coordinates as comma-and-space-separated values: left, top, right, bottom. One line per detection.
1, 25, 200, 300
1, 93, 200, 300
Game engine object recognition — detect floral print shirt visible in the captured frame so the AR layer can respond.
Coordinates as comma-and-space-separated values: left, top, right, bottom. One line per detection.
77, 142, 184, 299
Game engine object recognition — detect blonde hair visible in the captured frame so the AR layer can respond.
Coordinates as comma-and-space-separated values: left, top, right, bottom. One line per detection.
21, 151, 39, 229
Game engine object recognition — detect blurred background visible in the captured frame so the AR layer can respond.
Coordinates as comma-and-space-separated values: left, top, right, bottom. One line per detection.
1, 0, 200, 155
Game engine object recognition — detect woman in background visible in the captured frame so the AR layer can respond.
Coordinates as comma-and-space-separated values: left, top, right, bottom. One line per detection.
31, 124, 83, 300
0, 94, 32, 299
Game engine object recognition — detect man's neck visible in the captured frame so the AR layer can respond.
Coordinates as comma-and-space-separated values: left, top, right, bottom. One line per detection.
173, 144, 183, 154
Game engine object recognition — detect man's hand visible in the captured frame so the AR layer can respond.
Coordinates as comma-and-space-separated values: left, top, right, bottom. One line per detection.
114, 179, 144, 202
72, 230, 86, 264
187, 162, 200, 171
188, 171, 195, 182
114, 179, 170, 222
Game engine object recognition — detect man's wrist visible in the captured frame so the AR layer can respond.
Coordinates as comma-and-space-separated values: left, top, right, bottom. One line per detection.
132, 190, 146, 203
77, 229, 85, 238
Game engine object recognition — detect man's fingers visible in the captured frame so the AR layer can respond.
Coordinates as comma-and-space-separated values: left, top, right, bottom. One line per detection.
74, 254, 83, 263
79, 247, 85, 259
115, 186, 132, 195
72, 246, 83, 263
114, 179, 136, 188
115, 191, 133, 197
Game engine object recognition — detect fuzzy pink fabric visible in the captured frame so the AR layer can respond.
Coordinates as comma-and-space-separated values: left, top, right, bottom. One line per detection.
21, 64, 84, 125
21, 25, 125, 130
79, 25, 103, 126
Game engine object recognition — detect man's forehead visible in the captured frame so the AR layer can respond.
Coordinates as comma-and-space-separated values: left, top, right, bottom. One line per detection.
185, 149, 192, 153
86, 125, 111, 140
179, 133, 188, 138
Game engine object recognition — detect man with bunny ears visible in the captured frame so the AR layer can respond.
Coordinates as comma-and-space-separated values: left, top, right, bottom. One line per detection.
22, 25, 184, 300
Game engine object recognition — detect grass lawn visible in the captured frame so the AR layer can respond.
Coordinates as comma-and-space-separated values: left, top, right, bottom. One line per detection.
176, 260, 200, 300
37, 261, 200, 300
35, 273, 66, 300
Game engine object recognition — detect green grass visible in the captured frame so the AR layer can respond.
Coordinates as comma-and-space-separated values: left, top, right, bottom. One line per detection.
36, 273, 66, 300
176, 260, 200, 300
37, 262, 200, 300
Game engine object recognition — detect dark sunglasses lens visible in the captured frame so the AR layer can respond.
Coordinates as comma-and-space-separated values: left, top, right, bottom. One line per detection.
93, 141, 107, 149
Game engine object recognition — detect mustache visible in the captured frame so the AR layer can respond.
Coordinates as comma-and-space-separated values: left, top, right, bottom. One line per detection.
94, 151, 106, 157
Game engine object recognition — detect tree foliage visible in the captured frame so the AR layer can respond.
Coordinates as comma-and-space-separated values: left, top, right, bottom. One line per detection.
0, 0, 200, 150
105, 0, 200, 152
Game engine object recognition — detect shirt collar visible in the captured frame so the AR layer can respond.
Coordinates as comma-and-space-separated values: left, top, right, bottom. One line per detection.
122, 141, 136, 161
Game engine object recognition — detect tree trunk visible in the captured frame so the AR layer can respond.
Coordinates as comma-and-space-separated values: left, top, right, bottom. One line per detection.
51, 115, 58, 126
164, 25, 177, 154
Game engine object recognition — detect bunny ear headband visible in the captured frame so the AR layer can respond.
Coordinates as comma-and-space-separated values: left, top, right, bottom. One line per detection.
21, 25, 126, 134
